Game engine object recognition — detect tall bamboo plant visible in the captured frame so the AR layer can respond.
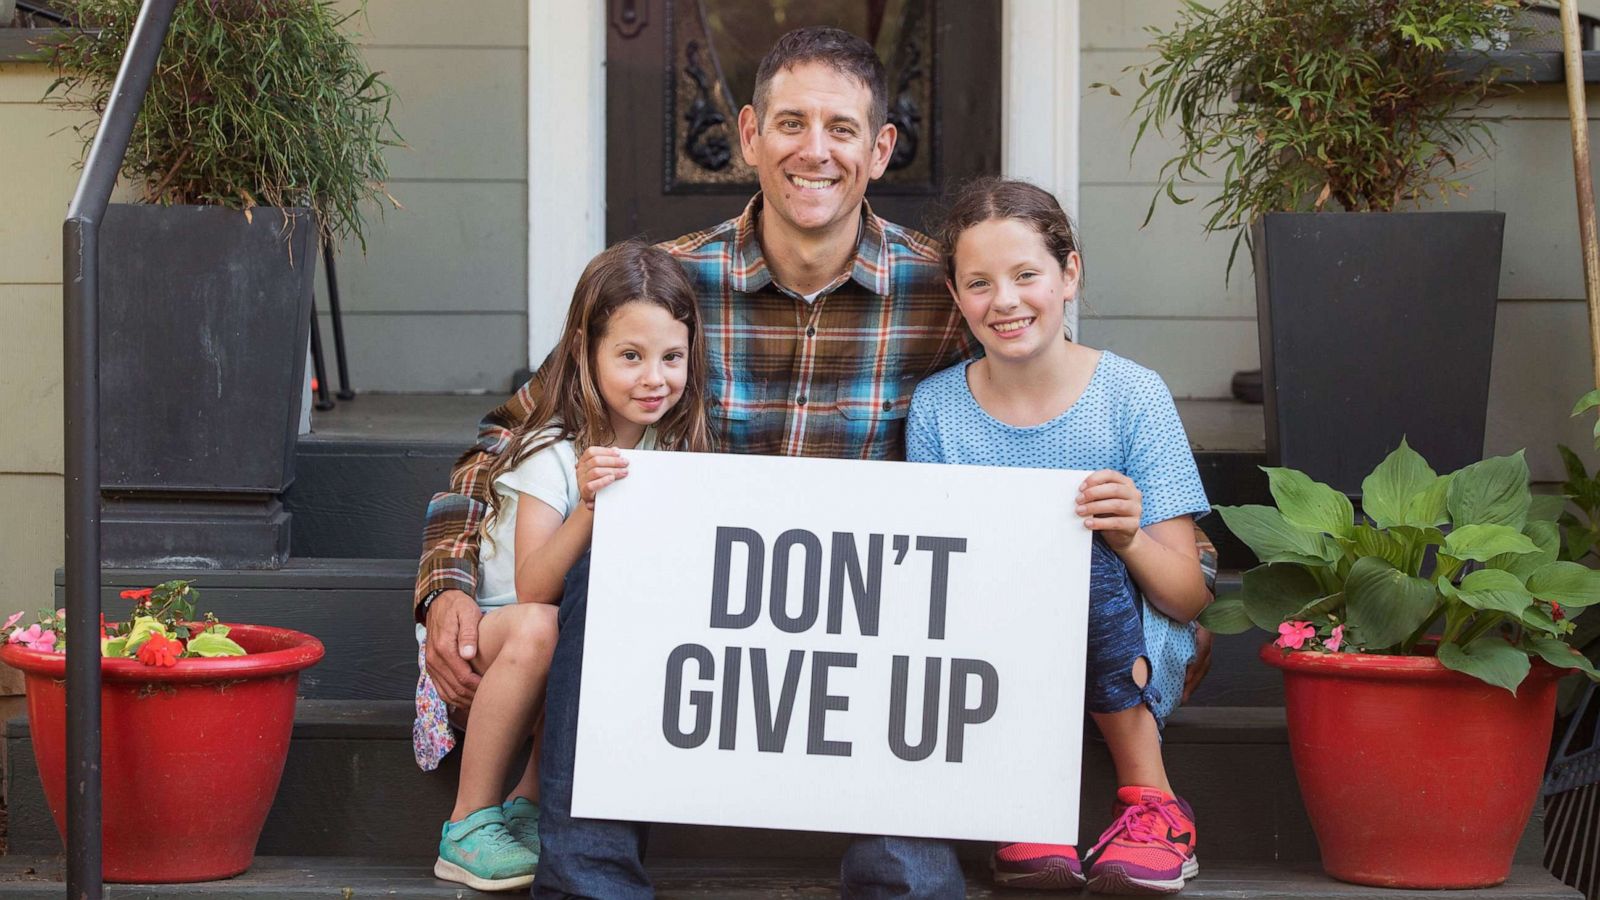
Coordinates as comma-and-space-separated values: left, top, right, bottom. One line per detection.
1129, 0, 1518, 271
45, 0, 402, 248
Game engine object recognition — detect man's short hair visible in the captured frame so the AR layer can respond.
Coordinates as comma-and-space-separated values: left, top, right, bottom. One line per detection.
751, 26, 888, 135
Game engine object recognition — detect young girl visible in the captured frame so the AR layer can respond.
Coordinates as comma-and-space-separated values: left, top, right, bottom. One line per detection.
412, 241, 714, 891
908, 179, 1211, 895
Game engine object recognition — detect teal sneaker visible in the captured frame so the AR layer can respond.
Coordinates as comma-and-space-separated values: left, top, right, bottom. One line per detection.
502, 797, 542, 858
433, 805, 538, 891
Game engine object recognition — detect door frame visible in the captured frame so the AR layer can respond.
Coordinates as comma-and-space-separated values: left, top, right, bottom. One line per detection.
527, 1, 1081, 363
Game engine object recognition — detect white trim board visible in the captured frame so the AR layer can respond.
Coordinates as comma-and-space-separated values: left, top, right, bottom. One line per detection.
527, 1, 606, 368
1002, 0, 1082, 340
525, 1, 1083, 358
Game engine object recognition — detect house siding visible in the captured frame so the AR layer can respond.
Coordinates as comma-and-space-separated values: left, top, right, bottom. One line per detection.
1083, 0, 1600, 482
316, 0, 530, 392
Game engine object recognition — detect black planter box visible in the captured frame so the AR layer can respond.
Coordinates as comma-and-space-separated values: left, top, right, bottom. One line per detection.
98, 204, 317, 568
1253, 211, 1505, 495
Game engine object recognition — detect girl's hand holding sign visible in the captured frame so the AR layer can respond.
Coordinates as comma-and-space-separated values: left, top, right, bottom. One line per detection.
1075, 470, 1144, 552
577, 446, 629, 510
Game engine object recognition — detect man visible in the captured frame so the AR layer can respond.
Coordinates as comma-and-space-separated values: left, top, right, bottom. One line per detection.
417, 27, 977, 898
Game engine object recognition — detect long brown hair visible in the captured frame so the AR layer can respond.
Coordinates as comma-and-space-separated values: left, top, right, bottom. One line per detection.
483, 241, 713, 535
935, 177, 1084, 337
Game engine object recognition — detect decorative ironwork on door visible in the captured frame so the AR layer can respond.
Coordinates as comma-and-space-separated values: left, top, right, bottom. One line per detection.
664, 0, 935, 194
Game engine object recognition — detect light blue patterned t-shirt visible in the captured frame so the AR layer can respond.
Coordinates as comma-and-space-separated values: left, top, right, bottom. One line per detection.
906, 350, 1210, 722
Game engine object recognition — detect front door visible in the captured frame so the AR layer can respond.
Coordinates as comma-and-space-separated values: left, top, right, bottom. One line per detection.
604, 0, 1001, 245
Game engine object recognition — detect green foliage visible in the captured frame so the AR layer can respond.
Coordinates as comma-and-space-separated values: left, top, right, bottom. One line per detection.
1129, 0, 1516, 272
1557, 444, 1600, 565
1198, 439, 1600, 692
101, 580, 247, 660
45, 0, 402, 248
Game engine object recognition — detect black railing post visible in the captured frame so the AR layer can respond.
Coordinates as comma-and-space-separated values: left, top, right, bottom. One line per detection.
61, 1, 177, 897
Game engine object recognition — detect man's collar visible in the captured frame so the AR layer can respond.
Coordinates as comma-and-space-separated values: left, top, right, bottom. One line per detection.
731, 193, 892, 297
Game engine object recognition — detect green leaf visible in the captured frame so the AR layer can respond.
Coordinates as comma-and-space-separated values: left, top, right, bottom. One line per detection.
1437, 636, 1531, 693
123, 617, 170, 654
1528, 638, 1600, 681
185, 632, 246, 658
1442, 524, 1540, 563
1361, 439, 1438, 528
1527, 561, 1600, 608
100, 637, 127, 659
1240, 563, 1326, 630
1347, 524, 1410, 570
1263, 467, 1354, 537
1216, 504, 1343, 566
1438, 568, 1534, 617
1292, 591, 1345, 620
1447, 451, 1532, 529
1344, 556, 1439, 650
1559, 445, 1589, 486
1197, 594, 1254, 634
1402, 475, 1454, 528
1521, 605, 1563, 635
1572, 389, 1600, 417
1528, 494, 1566, 523
1487, 520, 1560, 578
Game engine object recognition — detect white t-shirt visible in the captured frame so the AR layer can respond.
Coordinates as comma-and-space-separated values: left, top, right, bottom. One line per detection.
475, 426, 658, 609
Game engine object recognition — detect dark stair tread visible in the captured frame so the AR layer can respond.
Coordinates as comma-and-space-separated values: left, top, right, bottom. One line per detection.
0, 857, 1575, 899
7, 700, 1288, 743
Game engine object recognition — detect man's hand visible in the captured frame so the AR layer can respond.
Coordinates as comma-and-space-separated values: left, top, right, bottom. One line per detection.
425, 590, 484, 708
1182, 625, 1214, 705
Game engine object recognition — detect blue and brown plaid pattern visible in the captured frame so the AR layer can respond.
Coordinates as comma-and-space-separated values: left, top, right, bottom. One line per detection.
414, 195, 977, 614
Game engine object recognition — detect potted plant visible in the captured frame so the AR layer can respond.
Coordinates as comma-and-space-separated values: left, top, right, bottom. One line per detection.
1131, 0, 1517, 493
0, 580, 324, 883
45, 0, 399, 567
1199, 440, 1600, 888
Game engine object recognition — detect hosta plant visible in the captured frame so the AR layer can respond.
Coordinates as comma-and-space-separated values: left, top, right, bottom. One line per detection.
1199, 440, 1600, 692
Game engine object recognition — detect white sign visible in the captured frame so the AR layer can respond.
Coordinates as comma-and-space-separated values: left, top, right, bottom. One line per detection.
574, 451, 1092, 844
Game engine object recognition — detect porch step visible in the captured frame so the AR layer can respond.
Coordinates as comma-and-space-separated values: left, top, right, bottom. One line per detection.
4, 701, 1549, 867
56, 564, 1279, 708
0, 857, 1577, 898
288, 395, 1270, 567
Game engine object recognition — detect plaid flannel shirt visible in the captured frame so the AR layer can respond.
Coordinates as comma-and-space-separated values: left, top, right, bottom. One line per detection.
413, 196, 978, 617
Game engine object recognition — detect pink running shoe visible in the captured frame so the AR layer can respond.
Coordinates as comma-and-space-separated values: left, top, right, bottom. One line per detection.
990, 842, 1086, 890
1085, 786, 1199, 894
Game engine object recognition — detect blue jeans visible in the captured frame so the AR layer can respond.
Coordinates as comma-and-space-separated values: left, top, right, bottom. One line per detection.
531, 554, 966, 899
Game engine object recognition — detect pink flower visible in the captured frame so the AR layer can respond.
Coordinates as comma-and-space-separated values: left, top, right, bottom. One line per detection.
2, 612, 22, 631
1324, 625, 1344, 653
8, 625, 57, 652
1275, 620, 1316, 650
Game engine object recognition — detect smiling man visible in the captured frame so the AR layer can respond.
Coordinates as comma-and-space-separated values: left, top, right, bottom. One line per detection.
415, 27, 976, 898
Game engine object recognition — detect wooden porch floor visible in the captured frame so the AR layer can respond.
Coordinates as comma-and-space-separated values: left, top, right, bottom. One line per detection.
0, 858, 1576, 899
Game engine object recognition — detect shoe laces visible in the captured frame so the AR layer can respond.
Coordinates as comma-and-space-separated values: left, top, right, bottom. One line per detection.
470, 820, 524, 853
1088, 796, 1186, 858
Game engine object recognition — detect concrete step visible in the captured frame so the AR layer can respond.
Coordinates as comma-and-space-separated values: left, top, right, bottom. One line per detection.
6, 701, 1547, 867
0, 857, 1577, 898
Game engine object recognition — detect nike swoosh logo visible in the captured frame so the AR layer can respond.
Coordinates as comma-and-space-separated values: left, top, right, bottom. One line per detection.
1167, 828, 1193, 846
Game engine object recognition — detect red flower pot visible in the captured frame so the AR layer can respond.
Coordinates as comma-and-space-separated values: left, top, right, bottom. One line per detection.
0, 624, 323, 883
1260, 643, 1559, 888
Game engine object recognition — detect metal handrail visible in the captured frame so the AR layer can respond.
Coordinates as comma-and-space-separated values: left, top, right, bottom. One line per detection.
61, 1, 177, 897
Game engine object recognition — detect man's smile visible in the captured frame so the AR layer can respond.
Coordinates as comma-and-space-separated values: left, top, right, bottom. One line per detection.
788, 173, 839, 190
